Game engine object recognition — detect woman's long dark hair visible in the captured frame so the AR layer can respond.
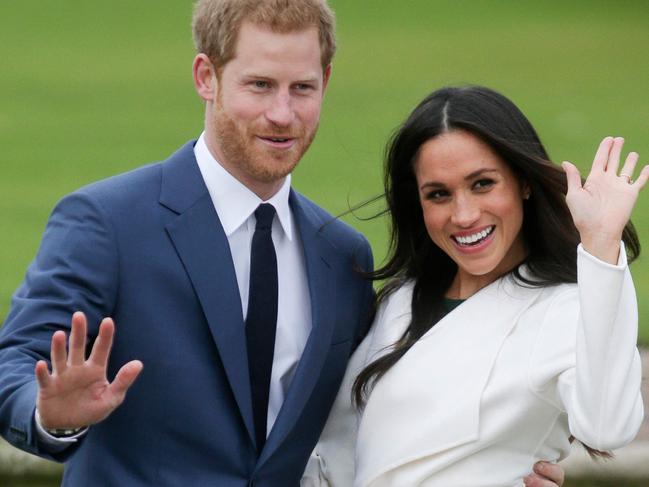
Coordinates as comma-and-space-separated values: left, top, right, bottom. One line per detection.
353, 86, 640, 457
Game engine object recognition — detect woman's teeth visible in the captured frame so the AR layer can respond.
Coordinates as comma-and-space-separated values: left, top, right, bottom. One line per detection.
453, 226, 495, 246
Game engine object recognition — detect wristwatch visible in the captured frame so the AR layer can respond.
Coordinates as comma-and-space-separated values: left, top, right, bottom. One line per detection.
45, 426, 85, 438
35, 409, 85, 438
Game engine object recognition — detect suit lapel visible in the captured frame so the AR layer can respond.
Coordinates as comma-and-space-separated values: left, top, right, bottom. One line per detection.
260, 191, 338, 463
160, 142, 255, 444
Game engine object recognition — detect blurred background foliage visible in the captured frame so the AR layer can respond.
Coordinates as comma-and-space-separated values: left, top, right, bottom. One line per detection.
1, 0, 648, 341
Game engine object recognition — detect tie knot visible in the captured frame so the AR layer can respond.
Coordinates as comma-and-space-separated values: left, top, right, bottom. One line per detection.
254, 204, 276, 230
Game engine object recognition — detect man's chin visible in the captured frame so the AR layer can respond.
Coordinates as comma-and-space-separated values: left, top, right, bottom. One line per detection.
256, 164, 299, 184
241, 155, 296, 183
257, 151, 302, 175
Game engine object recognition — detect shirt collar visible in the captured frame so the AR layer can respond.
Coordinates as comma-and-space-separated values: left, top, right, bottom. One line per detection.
194, 133, 294, 240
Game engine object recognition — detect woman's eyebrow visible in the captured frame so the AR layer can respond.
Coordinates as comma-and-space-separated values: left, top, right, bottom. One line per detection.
419, 168, 499, 190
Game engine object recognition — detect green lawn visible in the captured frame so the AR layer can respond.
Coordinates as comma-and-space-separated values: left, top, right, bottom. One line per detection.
1, 0, 648, 341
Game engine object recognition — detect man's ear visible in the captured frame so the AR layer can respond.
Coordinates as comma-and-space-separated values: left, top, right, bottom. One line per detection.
193, 53, 217, 102
322, 64, 332, 93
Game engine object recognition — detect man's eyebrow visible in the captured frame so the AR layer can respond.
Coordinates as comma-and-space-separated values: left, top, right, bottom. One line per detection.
419, 168, 499, 190
240, 73, 272, 81
240, 73, 320, 83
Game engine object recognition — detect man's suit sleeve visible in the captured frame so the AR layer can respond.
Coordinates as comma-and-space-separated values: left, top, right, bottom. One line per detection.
0, 190, 118, 461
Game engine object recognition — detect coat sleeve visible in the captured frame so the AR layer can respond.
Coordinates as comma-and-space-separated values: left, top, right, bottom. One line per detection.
0, 190, 119, 461
529, 243, 644, 451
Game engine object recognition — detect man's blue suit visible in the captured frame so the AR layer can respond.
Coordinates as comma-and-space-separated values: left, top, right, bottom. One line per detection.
0, 141, 374, 486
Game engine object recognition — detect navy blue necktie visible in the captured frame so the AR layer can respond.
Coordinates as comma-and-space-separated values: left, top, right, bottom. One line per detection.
246, 203, 278, 452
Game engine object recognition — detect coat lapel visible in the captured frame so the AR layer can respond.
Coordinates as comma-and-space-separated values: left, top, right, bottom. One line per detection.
160, 141, 255, 444
259, 191, 338, 464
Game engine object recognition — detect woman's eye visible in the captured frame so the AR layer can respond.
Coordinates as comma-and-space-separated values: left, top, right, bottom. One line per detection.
473, 179, 495, 190
426, 190, 449, 201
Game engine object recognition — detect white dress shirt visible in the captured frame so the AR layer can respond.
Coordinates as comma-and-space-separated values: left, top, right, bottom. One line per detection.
194, 133, 312, 433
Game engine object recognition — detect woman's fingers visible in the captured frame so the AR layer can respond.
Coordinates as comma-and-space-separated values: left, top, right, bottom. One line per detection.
605, 136, 625, 174
590, 136, 614, 174
561, 161, 582, 195
587, 137, 643, 190
618, 152, 639, 183
633, 164, 649, 191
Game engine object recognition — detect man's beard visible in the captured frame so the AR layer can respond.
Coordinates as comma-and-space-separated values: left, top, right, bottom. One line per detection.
211, 107, 318, 185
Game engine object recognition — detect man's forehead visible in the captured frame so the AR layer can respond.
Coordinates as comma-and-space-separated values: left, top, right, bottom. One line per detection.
233, 20, 321, 49
226, 21, 324, 75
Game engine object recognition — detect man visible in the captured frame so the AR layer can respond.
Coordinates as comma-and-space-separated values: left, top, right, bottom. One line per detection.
0, 1, 565, 486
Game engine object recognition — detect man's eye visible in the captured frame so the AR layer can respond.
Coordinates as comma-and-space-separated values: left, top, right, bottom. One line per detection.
252, 81, 269, 89
295, 83, 314, 92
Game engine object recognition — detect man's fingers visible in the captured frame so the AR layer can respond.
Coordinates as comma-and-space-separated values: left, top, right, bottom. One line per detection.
106, 360, 143, 407
50, 330, 68, 375
35, 360, 51, 390
590, 136, 613, 174
605, 136, 624, 174
68, 311, 88, 366
88, 318, 116, 367
523, 461, 565, 486
533, 461, 564, 486
561, 161, 582, 195
524, 474, 558, 487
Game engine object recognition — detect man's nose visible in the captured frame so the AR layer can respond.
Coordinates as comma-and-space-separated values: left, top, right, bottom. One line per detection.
265, 92, 295, 127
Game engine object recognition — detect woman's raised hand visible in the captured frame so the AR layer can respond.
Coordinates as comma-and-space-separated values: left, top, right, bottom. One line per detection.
562, 137, 648, 264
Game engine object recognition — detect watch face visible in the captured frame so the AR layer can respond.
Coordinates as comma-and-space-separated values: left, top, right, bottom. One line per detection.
48, 427, 83, 437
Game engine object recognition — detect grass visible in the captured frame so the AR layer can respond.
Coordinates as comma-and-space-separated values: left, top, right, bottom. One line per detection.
0, 0, 648, 342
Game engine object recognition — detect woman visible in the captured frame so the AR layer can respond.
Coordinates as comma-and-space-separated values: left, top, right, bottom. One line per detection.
302, 86, 647, 486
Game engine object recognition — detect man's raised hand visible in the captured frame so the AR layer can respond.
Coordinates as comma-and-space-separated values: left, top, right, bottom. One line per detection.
35, 311, 143, 430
